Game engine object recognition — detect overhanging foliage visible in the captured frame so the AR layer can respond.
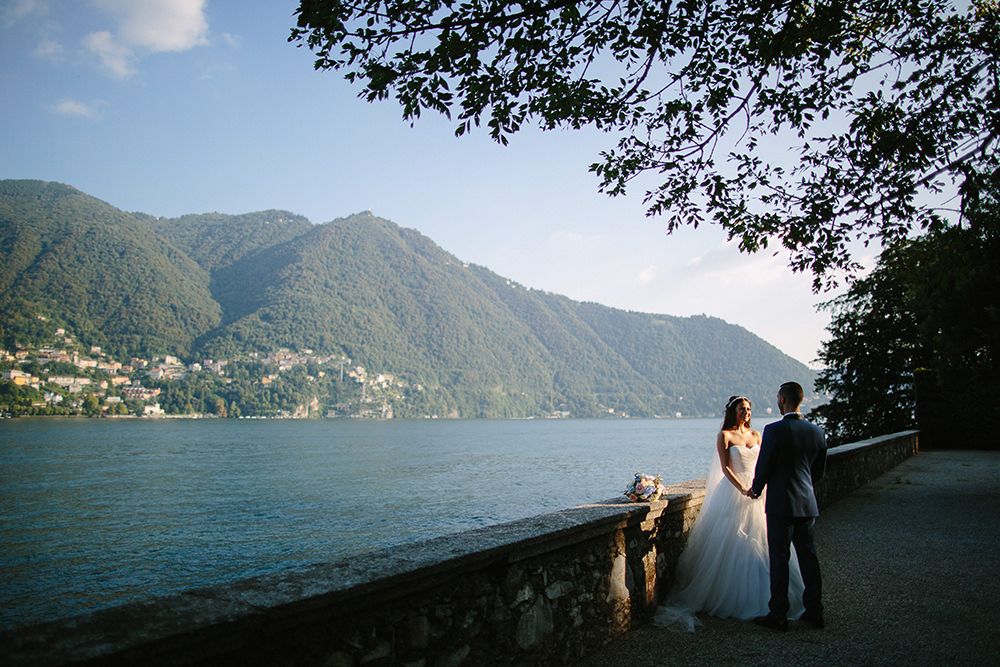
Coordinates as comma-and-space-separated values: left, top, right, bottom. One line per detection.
291, 0, 998, 288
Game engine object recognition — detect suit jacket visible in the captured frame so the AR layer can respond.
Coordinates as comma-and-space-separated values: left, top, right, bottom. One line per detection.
751, 413, 827, 519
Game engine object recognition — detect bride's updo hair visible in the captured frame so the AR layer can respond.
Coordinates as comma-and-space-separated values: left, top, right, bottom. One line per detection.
722, 395, 752, 429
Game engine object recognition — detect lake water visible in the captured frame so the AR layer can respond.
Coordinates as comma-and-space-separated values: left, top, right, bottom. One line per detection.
0, 417, 776, 630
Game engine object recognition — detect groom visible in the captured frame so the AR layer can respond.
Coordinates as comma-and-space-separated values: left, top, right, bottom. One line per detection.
747, 381, 827, 631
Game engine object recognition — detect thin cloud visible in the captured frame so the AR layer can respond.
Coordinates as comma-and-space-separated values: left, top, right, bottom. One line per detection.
34, 36, 63, 61
95, 0, 208, 52
82, 0, 208, 77
636, 265, 658, 285
679, 241, 787, 288
4, 0, 47, 23
685, 253, 705, 267
83, 30, 134, 78
52, 98, 103, 119
219, 32, 241, 48
699, 254, 787, 288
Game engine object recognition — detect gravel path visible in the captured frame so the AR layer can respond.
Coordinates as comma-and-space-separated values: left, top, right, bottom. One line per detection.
576, 450, 1000, 666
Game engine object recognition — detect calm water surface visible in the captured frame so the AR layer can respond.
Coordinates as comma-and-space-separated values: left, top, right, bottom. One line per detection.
0, 417, 775, 629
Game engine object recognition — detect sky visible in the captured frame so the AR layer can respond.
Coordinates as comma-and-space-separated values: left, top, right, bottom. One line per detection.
0, 0, 870, 368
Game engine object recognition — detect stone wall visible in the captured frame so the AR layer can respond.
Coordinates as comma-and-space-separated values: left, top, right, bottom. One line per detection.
815, 430, 919, 508
1, 431, 918, 666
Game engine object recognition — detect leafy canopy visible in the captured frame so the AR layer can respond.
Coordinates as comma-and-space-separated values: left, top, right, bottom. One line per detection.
810, 160, 1000, 444
290, 0, 998, 287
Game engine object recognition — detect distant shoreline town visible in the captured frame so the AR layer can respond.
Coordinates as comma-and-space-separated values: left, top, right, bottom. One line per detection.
0, 317, 426, 420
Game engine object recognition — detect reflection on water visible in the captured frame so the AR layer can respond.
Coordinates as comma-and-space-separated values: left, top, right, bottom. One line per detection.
0, 417, 772, 628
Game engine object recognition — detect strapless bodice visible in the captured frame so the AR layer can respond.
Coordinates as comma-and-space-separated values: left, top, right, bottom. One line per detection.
727, 444, 759, 480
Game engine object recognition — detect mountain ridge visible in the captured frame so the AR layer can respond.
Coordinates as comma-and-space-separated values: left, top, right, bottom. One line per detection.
0, 179, 814, 417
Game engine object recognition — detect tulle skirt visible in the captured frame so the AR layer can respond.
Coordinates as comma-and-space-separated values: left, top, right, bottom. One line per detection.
654, 478, 805, 631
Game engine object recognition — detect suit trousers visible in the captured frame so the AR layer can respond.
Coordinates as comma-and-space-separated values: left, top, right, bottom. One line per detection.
765, 514, 823, 618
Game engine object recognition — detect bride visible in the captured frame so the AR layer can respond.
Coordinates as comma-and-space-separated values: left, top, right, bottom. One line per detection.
654, 395, 804, 631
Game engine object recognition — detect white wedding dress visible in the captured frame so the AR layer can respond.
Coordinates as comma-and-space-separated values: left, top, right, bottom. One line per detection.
653, 442, 805, 631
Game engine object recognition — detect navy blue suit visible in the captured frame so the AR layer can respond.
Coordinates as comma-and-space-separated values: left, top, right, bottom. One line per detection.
750, 412, 827, 619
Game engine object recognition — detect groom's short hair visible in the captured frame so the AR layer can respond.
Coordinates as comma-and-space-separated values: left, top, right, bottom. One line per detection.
779, 381, 804, 407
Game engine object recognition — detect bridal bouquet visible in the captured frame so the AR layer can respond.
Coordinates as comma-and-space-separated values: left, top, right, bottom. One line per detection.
624, 473, 667, 502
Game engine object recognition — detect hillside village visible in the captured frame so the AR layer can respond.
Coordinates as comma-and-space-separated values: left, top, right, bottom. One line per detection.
0, 317, 411, 419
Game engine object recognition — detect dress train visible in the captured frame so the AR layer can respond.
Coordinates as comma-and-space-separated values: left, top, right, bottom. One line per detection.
653, 443, 804, 631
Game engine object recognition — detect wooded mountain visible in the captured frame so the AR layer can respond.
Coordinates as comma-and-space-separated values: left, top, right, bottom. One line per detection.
0, 180, 220, 358
0, 179, 814, 417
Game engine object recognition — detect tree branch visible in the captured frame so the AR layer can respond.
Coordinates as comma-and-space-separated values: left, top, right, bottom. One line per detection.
336, 0, 583, 41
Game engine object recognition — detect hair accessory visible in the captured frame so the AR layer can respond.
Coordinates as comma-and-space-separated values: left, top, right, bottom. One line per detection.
726, 395, 749, 409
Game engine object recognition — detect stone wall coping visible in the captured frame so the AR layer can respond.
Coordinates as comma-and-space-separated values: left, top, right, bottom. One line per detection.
828, 430, 919, 457
1, 480, 706, 665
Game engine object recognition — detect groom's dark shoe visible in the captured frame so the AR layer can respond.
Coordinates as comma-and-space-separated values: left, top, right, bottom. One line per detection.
799, 611, 825, 629
753, 614, 788, 632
